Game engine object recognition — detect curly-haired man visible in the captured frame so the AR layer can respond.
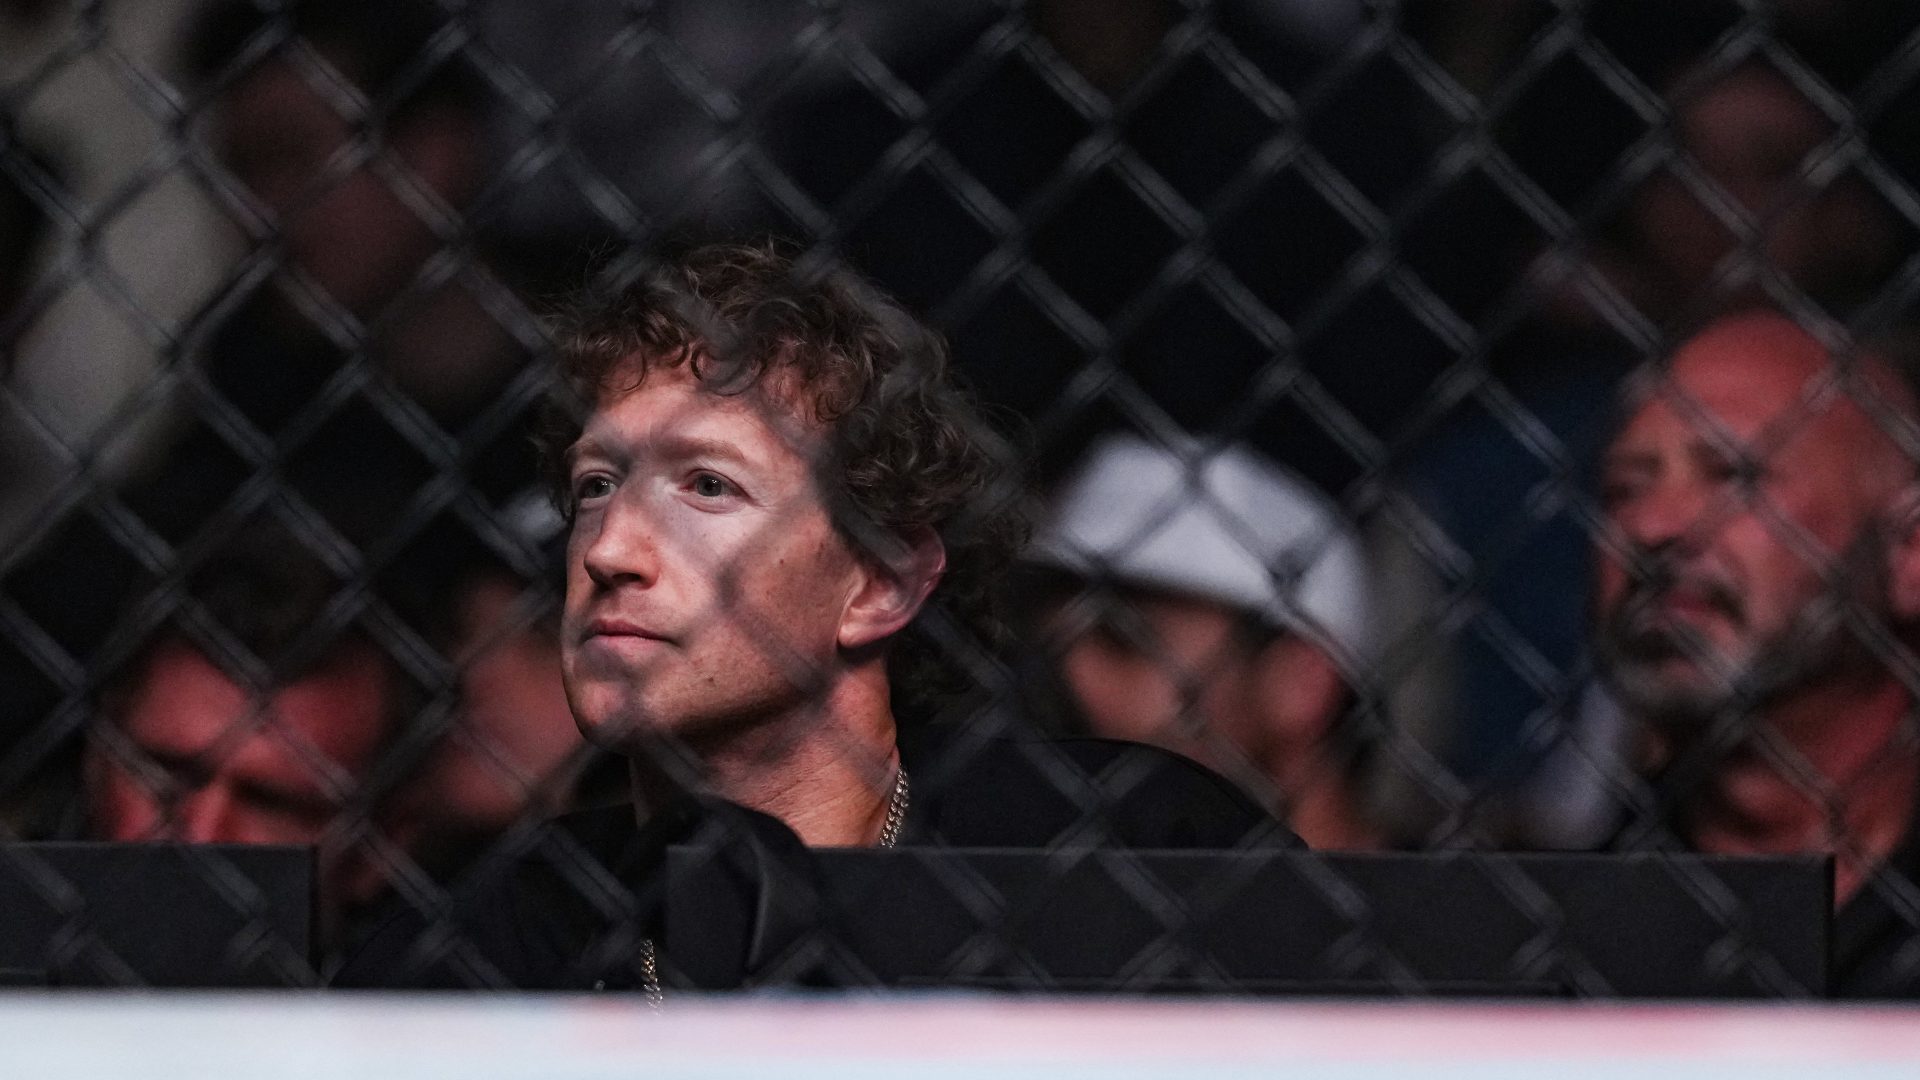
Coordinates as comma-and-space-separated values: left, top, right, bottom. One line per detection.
340, 243, 1286, 990
542, 242, 1017, 844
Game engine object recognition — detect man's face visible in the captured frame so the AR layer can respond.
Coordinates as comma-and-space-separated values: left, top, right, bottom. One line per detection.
560, 364, 867, 747
415, 573, 583, 830
1631, 65, 1892, 307
1051, 589, 1262, 768
87, 640, 391, 846
214, 59, 463, 316
1593, 321, 1901, 727
1045, 586, 1349, 784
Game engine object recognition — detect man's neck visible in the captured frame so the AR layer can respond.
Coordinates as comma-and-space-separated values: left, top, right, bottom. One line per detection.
1680, 675, 1917, 903
628, 664, 902, 847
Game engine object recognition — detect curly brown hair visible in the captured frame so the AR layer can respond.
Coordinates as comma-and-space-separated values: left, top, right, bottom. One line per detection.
534, 241, 1027, 717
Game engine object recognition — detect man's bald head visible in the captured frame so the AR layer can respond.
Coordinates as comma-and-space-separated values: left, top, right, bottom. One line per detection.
1658, 311, 1916, 493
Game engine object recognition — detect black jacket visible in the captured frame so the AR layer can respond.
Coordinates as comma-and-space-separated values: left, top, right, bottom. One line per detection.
336, 732, 1294, 990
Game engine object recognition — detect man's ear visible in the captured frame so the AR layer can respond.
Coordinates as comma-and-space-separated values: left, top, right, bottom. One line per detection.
1888, 484, 1920, 620
839, 526, 947, 652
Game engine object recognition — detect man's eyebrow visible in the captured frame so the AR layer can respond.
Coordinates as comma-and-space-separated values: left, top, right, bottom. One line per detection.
565, 433, 610, 470
653, 432, 762, 470
1600, 446, 1659, 473
565, 424, 774, 472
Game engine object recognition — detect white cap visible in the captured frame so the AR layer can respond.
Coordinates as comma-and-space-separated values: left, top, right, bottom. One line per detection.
1028, 433, 1376, 676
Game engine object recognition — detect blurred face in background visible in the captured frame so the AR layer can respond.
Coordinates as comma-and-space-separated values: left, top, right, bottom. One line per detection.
1593, 315, 1913, 730
409, 572, 585, 835
1630, 63, 1894, 308
212, 55, 475, 317
85, 637, 395, 902
1044, 584, 1350, 787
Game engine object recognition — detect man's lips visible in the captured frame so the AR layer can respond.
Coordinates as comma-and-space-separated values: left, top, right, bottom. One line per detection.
584, 617, 674, 644
1609, 578, 1742, 658
1648, 586, 1723, 620
1618, 567, 1740, 625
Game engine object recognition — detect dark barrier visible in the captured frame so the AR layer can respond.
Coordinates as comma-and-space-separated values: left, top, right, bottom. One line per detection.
3, 1, 1920, 996
666, 847, 1831, 998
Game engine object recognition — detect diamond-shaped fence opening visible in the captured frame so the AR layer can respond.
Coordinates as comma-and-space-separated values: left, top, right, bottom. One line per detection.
0, 0, 1918, 1000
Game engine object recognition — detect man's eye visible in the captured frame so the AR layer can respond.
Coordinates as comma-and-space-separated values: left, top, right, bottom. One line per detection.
242, 787, 338, 831
573, 475, 615, 504
1704, 456, 1765, 492
1599, 476, 1637, 509
690, 472, 733, 499
141, 751, 210, 798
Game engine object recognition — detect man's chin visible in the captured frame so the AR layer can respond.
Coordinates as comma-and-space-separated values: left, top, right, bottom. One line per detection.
569, 689, 677, 749
1602, 645, 1797, 741
1614, 683, 1725, 731
1600, 651, 1737, 724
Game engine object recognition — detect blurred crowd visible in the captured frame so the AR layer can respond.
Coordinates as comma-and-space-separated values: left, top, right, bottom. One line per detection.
4, 0, 1920, 972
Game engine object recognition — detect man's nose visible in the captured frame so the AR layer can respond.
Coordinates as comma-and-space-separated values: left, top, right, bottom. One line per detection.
580, 495, 662, 589
1617, 479, 1711, 555
173, 785, 237, 844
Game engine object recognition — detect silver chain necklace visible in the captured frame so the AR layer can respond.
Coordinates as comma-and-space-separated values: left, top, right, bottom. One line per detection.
638, 767, 910, 1008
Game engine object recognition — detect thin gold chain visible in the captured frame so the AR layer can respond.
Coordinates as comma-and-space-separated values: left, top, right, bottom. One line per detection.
637, 767, 909, 1008
877, 765, 911, 848
639, 937, 663, 1010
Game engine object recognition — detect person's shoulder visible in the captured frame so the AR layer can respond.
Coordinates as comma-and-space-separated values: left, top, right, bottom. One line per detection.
906, 728, 1298, 850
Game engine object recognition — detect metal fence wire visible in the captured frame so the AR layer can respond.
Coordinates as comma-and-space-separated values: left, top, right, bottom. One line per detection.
2, 0, 1920, 996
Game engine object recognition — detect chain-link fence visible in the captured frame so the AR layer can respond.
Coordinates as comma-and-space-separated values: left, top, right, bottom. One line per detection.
3, 0, 1920, 997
